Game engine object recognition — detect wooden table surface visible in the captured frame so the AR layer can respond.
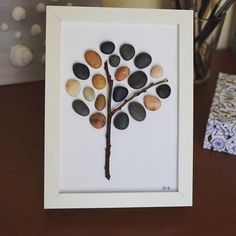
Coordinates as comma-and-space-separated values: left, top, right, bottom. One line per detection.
0, 50, 236, 236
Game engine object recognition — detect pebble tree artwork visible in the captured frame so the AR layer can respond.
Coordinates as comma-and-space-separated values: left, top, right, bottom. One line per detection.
65, 41, 171, 180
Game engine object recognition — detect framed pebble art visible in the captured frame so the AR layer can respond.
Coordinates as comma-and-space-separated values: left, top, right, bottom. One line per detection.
44, 6, 193, 208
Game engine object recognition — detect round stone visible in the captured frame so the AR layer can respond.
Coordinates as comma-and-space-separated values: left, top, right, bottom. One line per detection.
128, 102, 146, 122
72, 99, 89, 116
113, 112, 129, 130
109, 54, 120, 67
113, 86, 128, 102
100, 41, 115, 54
144, 95, 161, 111
115, 67, 130, 81
95, 94, 106, 111
84, 50, 102, 69
156, 84, 171, 99
90, 113, 106, 129
134, 52, 152, 69
83, 87, 95, 101
65, 79, 81, 97
120, 44, 135, 61
128, 71, 148, 89
92, 74, 106, 90
73, 63, 90, 80
150, 65, 164, 78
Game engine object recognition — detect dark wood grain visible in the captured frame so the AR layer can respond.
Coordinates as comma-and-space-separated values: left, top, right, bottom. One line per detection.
0, 50, 236, 236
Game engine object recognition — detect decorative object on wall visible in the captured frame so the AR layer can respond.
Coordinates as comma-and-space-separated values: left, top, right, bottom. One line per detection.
14, 31, 22, 39
12, 6, 26, 22
45, 6, 193, 209
204, 73, 236, 155
10, 44, 34, 67
31, 24, 42, 36
0, 0, 102, 85
36, 2, 46, 13
0, 22, 9, 31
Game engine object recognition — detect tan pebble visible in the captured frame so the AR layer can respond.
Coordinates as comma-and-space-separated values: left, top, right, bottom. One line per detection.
115, 67, 130, 81
95, 94, 106, 111
83, 87, 95, 101
90, 113, 106, 129
144, 95, 161, 111
85, 50, 102, 69
65, 79, 81, 97
150, 65, 164, 78
92, 74, 106, 90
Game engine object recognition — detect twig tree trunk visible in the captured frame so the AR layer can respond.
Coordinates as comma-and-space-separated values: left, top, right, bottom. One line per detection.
104, 61, 113, 180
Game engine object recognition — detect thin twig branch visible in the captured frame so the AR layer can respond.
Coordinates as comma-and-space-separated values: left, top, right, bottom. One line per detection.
104, 61, 113, 180
111, 78, 168, 116
103, 68, 168, 180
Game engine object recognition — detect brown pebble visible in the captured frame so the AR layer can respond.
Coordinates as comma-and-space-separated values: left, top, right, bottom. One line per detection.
150, 65, 164, 78
144, 95, 161, 111
95, 94, 106, 111
90, 113, 106, 129
65, 79, 81, 97
92, 74, 106, 90
115, 67, 130, 81
84, 50, 102, 69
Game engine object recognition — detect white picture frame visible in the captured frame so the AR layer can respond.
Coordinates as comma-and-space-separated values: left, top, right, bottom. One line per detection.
45, 6, 193, 209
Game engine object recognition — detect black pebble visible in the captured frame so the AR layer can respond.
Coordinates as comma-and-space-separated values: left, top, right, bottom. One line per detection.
120, 44, 135, 61
113, 86, 128, 102
109, 54, 120, 67
114, 112, 129, 130
72, 99, 90, 116
134, 52, 152, 69
128, 71, 148, 89
156, 84, 171, 99
128, 102, 146, 122
100, 41, 115, 54
73, 63, 90, 80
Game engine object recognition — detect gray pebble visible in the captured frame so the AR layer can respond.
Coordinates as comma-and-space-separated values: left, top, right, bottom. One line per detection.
128, 71, 148, 89
113, 86, 128, 102
114, 112, 129, 130
120, 44, 135, 61
73, 63, 90, 80
128, 102, 146, 121
72, 99, 89, 116
109, 54, 120, 67
156, 84, 171, 99
134, 52, 152, 69
100, 41, 115, 54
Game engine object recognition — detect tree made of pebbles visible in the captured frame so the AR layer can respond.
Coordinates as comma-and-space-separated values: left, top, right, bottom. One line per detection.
65, 41, 171, 180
